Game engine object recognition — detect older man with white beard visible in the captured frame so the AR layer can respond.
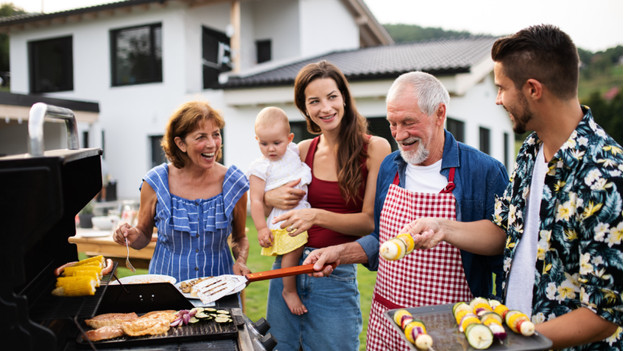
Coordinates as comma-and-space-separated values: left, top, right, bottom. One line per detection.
303, 71, 509, 350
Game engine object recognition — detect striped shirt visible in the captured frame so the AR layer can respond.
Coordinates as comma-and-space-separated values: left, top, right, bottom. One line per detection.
142, 163, 249, 282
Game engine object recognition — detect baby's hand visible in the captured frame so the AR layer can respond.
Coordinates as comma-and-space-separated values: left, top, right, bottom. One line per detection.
258, 228, 273, 248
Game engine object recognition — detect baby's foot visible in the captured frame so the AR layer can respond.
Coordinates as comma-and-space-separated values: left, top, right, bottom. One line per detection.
283, 290, 307, 315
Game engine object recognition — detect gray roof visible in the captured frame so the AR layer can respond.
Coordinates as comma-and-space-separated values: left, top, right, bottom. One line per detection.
0, 0, 151, 25
221, 36, 498, 89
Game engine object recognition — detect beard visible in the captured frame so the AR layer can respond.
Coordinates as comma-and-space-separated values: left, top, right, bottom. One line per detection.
397, 137, 429, 165
507, 94, 532, 134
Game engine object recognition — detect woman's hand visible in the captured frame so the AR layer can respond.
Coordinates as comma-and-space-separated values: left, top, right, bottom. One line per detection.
257, 228, 274, 248
233, 259, 251, 276
113, 222, 142, 247
272, 208, 317, 237
264, 179, 306, 210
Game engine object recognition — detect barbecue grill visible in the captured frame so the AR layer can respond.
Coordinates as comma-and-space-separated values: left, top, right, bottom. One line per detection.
0, 103, 275, 351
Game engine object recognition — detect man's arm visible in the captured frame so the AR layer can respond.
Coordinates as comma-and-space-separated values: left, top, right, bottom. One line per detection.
536, 307, 618, 349
408, 218, 506, 255
303, 241, 368, 276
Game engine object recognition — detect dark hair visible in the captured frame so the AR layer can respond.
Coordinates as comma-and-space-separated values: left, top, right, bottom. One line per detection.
491, 24, 579, 100
293, 60, 369, 204
161, 101, 225, 168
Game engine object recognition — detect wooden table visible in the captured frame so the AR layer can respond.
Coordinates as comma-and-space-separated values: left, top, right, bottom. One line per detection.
68, 228, 157, 269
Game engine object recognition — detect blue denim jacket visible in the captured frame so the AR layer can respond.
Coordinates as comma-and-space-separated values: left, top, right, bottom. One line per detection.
357, 130, 508, 298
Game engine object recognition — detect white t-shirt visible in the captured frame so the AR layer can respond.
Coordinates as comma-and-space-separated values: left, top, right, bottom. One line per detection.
405, 159, 447, 193
506, 145, 548, 315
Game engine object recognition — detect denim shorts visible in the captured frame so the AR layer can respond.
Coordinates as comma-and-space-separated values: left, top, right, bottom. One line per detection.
266, 247, 362, 351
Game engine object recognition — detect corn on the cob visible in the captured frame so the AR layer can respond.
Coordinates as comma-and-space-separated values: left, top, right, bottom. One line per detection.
51, 255, 108, 296
74, 255, 105, 268
52, 276, 97, 296
63, 265, 102, 279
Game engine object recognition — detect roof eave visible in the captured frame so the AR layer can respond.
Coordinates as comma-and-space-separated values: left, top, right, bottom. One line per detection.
218, 66, 471, 90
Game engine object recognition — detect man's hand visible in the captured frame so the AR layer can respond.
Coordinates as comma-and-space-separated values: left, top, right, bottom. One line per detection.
303, 246, 342, 277
403, 218, 446, 250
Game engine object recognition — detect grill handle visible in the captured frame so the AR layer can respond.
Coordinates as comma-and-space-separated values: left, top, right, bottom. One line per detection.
28, 102, 79, 157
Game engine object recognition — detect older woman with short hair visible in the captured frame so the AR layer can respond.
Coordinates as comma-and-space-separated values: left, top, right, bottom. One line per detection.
113, 100, 250, 282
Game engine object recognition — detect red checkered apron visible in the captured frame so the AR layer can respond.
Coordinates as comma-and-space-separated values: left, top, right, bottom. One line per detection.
366, 168, 474, 351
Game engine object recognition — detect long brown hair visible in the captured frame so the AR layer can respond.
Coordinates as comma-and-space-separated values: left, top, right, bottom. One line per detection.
294, 60, 369, 204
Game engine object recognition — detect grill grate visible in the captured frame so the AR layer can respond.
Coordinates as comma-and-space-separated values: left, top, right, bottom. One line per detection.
77, 309, 238, 348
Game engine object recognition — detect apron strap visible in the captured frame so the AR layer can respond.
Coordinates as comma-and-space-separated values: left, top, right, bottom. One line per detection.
392, 167, 456, 193
440, 167, 456, 194
373, 292, 404, 309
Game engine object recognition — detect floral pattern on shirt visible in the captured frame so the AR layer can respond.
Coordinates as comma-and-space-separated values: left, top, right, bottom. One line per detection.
493, 107, 623, 350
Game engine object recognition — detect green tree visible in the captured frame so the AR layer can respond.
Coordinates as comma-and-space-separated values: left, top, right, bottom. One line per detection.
0, 3, 27, 73
384, 23, 473, 43
585, 91, 623, 145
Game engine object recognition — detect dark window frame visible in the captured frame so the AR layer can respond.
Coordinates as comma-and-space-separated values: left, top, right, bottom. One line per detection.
446, 117, 465, 143
202, 26, 231, 89
255, 39, 271, 64
110, 22, 163, 87
28, 36, 74, 93
479, 126, 491, 155
503, 132, 510, 170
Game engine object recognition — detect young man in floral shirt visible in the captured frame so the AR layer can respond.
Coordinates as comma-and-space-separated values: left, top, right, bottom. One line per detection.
405, 24, 622, 350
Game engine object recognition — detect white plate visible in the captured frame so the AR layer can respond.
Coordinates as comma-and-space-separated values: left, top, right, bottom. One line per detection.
175, 277, 213, 299
110, 274, 176, 285
77, 230, 111, 238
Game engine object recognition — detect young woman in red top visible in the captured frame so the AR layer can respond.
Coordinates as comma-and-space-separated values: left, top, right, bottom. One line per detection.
262, 60, 390, 351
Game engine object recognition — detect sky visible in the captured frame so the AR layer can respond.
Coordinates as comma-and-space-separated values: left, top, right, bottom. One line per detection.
4, 0, 623, 52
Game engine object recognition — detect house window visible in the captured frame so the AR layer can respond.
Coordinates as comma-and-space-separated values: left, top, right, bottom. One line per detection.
82, 131, 89, 148
111, 23, 162, 86
28, 36, 73, 93
368, 116, 397, 151
503, 132, 510, 170
203, 26, 231, 89
479, 126, 491, 154
446, 117, 465, 142
150, 135, 166, 168
256, 39, 271, 64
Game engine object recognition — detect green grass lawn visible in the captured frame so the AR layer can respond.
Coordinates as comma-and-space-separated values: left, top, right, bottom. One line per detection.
243, 216, 376, 351
98, 215, 377, 350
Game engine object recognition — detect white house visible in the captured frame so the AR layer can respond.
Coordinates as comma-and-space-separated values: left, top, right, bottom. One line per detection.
0, 0, 513, 201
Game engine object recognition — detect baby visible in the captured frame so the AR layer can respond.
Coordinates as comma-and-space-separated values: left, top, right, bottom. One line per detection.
248, 107, 312, 315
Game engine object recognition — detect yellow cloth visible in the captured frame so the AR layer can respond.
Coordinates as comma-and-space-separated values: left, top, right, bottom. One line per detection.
261, 228, 308, 256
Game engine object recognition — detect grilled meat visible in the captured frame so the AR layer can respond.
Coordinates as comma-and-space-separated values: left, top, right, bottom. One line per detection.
84, 312, 139, 328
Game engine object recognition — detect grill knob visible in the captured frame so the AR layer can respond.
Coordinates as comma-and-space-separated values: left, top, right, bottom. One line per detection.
252, 317, 270, 335
258, 332, 277, 351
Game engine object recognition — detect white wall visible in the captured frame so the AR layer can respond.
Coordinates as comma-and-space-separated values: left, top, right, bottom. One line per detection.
299, 0, 360, 56
449, 73, 514, 169
251, 0, 301, 62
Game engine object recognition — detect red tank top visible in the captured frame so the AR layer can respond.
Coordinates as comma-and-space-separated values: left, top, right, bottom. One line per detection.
304, 136, 368, 248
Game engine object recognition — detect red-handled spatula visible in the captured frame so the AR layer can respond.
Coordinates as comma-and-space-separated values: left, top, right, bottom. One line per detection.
194, 263, 336, 304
